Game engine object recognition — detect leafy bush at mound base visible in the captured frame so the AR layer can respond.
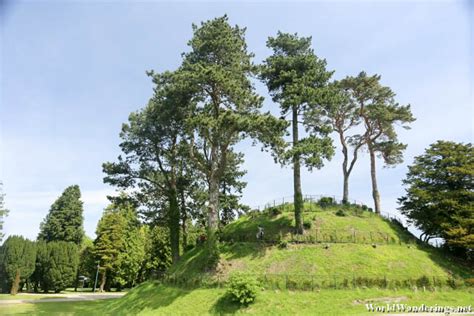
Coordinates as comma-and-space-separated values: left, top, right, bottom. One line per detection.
226, 273, 260, 305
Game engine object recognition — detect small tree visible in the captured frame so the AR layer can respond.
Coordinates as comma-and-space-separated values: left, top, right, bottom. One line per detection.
0, 235, 36, 294
260, 32, 334, 233
399, 141, 473, 258
38, 185, 84, 245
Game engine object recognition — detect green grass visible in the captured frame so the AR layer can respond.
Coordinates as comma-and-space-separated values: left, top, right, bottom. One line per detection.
171, 204, 472, 286
221, 204, 414, 244
0, 294, 66, 300
1, 282, 472, 315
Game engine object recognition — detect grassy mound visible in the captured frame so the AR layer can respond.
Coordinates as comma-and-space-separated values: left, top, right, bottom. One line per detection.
169, 203, 472, 289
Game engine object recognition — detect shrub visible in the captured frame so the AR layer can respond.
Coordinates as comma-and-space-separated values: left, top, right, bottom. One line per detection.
335, 209, 346, 217
268, 207, 281, 217
226, 273, 260, 305
318, 197, 334, 208
303, 220, 312, 229
278, 240, 288, 249
361, 204, 368, 211
416, 275, 431, 287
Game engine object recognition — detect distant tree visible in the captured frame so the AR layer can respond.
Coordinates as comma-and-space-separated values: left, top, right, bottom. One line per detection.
139, 225, 171, 281
0, 235, 36, 294
178, 16, 287, 261
114, 220, 146, 289
306, 82, 365, 203
38, 185, 84, 245
40, 241, 79, 293
74, 236, 95, 291
94, 200, 143, 291
339, 72, 415, 213
260, 32, 334, 233
0, 182, 9, 243
399, 141, 473, 258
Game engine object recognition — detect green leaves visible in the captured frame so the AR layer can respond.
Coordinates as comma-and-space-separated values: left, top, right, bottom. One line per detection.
38, 185, 84, 245
398, 141, 473, 257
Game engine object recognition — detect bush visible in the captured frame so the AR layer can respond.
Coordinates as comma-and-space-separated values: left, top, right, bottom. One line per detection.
335, 209, 346, 217
278, 240, 288, 249
268, 207, 282, 217
226, 273, 260, 305
318, 197, 335, 208
303, 220, 312, 229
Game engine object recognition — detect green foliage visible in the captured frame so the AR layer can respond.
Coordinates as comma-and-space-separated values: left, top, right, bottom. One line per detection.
38, 185, 84, 245
318, 197, 335, 208
399, 141, 473, 258
94, 200, 147, 288
40, 241, 79, 293
260, 32, 335, 233
142, 225, 172, 279
303, 219, 312, 229
335, 209, 346, 217
0, 235, 36, 294
226, 273, 260, 305
178, 15, 287, 252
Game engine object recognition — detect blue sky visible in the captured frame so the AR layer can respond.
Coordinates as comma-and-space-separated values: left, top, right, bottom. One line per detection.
1, 0, 472, 240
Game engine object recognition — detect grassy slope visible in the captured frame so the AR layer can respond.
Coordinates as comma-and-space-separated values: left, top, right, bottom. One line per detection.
4, 205, 471, 315
172, 206, 473, 282
1, 283, 472, 315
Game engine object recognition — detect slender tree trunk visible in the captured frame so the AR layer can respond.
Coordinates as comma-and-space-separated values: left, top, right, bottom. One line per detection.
342, 171, 349, 204
208, 169, 220, 247
341, 136, 349, 204
368, 146, 381, 214
292, 106, 304, 234
10, 269, 20, 295
168, 183, 180, 264
180, 189, 188, 249
99, 270, 106, 292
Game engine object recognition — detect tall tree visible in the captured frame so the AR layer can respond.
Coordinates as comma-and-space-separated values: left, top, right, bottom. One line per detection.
260, 32, 334, 233
38, 185, 84, 245
339, 72, 415, 213
399, 141, 473, 257
178, 16, 287, 261
306, 82, 365, 203
103, 72, 193, 264
0, 235, 36, 294
0, 182, 9, 243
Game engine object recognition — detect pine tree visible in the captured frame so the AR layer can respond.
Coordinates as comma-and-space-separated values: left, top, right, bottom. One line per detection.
38, 185, 84, 245
260, 32, 334, 233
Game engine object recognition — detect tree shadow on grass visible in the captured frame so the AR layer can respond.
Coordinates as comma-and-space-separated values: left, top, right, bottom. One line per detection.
209, 293, 245, 315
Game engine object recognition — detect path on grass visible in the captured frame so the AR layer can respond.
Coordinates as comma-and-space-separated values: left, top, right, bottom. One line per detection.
0, 292, 126, 305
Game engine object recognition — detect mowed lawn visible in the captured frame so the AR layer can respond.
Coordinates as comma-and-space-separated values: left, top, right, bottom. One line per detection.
1, 283, 472, 315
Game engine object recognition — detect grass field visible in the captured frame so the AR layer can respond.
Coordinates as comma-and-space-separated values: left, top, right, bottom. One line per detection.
1, 282, 472, 315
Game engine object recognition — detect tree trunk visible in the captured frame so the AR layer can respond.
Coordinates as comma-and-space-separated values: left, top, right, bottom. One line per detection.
208, 169, 220, 247
180, 189, 188, 249
342, 171, 349, 204
368, 146, 381, 214
99, 270, 106, 292
10, 269, 20, 295
292, 106, 304, 234
168, 184, 180, 264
